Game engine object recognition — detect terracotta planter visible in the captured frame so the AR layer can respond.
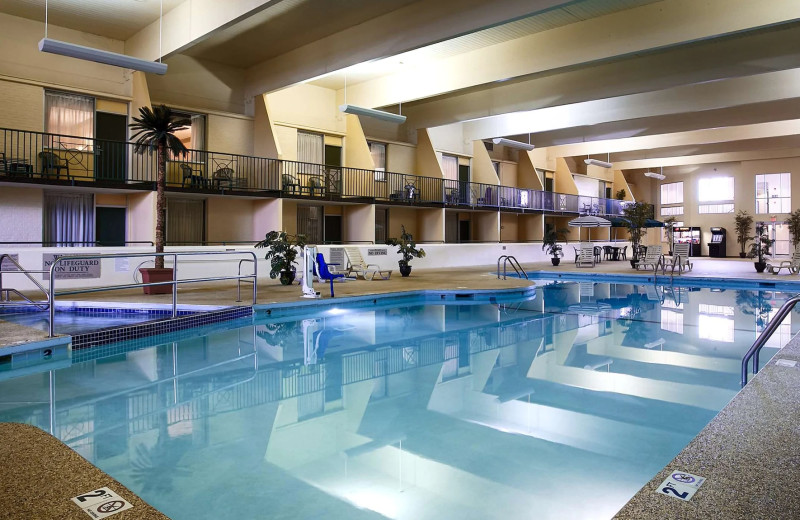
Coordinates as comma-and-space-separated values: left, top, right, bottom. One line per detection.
139, 268, 174, 295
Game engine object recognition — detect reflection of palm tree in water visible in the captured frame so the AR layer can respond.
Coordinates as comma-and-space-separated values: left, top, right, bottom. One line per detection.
736, 290, 772, 328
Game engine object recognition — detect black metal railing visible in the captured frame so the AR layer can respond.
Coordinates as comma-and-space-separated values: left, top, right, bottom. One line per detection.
1, 127, 627, 215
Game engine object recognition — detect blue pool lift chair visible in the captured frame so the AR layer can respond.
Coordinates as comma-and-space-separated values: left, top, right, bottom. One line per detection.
316, 253, 345, 297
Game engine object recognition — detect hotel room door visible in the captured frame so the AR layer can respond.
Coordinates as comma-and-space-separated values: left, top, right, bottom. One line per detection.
95, 112, 127, 181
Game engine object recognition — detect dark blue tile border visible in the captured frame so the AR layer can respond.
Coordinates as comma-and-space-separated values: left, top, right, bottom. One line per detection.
70, 306, 252, 350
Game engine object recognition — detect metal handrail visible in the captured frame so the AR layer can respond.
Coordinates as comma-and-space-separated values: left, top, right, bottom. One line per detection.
0, 241, 155, 246
741, 295, 800, 386
497, 255, 528, 280
236, 258, 255, 302
0, 253, 50, 308
47, 250, 258, 337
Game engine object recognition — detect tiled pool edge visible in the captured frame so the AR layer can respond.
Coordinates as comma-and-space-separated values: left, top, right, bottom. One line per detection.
71, 305, 253, 349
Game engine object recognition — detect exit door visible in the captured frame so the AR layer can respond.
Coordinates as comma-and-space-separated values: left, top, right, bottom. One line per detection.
458, 164, 470, 204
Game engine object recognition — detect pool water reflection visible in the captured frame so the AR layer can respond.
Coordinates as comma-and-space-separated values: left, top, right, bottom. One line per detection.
0, 280, 797, 519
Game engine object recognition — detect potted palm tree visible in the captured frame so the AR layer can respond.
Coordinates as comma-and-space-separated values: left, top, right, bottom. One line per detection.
130, 105, 190, 294
734, 210, 754, 258
787, 208, 800, 251
663, 215, 677, 255
747, 222, 773, 273
623, 202, 651, 268
255, 231, 307, 285
386, 225, 426, 277
542, 228, 567, 266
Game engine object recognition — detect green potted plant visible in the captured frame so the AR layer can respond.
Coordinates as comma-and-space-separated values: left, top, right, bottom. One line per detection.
255, 231, 307, 285
663, 215, 677, 255
747, 222, 773, 273
614, 189, 626, 200
542, 228, 568, 266
130, 105, 190, 294
386, 225, 426, 277
622, 201, 651, 268
787, 208, 800, 251
734, 210, 754, 258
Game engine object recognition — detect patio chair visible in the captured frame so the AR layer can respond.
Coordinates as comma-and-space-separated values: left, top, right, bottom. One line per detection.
620, 246, 628, 260
593, 246, 602, 263
664, 243, 693, 274
344, 247, 392, 280
307, 176, 324, 196
477, 187, 494, 206
180, 163, 206, 188
636, 245, 663, 271
316, 253, 345, 297
282, 174, 299, 193
39, 151, 70, 179
212, 167, 234, 188
603, 245, 613, 260
576, 246, 595, 267
767, 246, 800, 274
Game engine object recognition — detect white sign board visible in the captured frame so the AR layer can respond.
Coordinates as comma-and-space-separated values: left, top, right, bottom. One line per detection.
656, 471, 706, 502
43, 254, 101, 280
367, 248, 388, 256
0, 253, 19, 271
114, 257, 130, 272
71, 488, 133, 519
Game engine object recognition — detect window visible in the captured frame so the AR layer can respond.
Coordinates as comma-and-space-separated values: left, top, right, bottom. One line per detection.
368, 141, 386, 181
755, 173, 791, 214
297, 131, 324, 175
661, 309, 684, 334
698, 304, 734, 343
698, 176, 734, 202
168, 111, 205, 161
45, 91, 94, 150
660, 182, 683, 204
297, 205, 323, 244
661, 206, 684, 216
375, 208, 388, 244
441, 154, 458, 181
166, 198, 204, 245
699, 203, 734, 214
492, 161, 500, 178
43, 192, 95, 245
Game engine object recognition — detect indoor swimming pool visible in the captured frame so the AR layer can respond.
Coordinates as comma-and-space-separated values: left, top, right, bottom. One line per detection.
0, 279, 797, 519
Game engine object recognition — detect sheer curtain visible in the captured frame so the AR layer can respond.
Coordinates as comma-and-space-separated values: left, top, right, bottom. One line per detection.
441, 154, 458, 181
167, 198, 204, 245
45, 91, 94, 150
190, 115, 206, 150
369, 142, 386, 181
43, 192, 95, 245
297, 131, 323, 174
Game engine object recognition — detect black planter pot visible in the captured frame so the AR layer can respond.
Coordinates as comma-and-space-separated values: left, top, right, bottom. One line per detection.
630, 259, 638, 269
279, 269, 296, 285
739, 252, 746, 258
551, 257, 561, 266
399, 262, 412, 277
754, 261, 767, 273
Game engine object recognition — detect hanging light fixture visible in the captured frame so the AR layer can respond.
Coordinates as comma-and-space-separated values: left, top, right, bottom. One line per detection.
338, 72, 406, 123
492, 138, 535, 151
585, 153, 613, 169
38, 0, 168, 74
644, 166, 666, 180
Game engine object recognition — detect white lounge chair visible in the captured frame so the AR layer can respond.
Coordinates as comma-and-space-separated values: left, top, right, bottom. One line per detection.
343, 247, 393, 280
663, 243, 693, 274
576, 246, 595, 267
768, 246, 800, 275
636, 245, 663, 271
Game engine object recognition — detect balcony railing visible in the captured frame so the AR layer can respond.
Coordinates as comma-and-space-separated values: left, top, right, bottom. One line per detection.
1, 127, 626, 215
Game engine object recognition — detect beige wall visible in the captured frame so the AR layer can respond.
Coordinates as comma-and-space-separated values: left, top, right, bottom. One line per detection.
281, 200, 299, 235
206, 197, 254, 242
518, 151, 544, 190
267, 83, 345, 135
388, 207, 417, 239
95, 194, 127, 206
207, 114, 254, 156
254, 94, 281, 159
0, 80, 44, 132
0, 13, 129, 98
554, 158, 579, 195
418, 208, 444, 243
343, 114, 374, 170
252, 198, 283, 239
386, 143, 416, 175
472, 140, 499, 185
343, 204, 375, 243
519, 214, 544, 241
474, 211, 500, 242
274, 125, 298, 162
500, 213, 519, 242
0, 186, 42, 242
128, 192, 155, 243
498, 161, 518, 187
149, 55, 247, 115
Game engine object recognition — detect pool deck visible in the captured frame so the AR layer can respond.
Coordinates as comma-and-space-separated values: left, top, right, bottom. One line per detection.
1, 256, 800, 519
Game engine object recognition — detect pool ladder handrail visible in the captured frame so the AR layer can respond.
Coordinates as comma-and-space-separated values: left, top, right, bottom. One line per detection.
497, 255, 528, 280
741, 295, 800, 387
0, 253, 50, 310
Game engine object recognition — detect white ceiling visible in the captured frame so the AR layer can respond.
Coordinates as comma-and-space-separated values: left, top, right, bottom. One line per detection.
0, 0, 183, 40
309, 0, 663, 89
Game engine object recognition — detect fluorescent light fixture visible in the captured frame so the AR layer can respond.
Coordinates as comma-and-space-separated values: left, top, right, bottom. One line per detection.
492, 138, 535, 151
585, 158, 613, 168
339, 104, 406, 124
38, 38, 168, 75
644, 171, 666, 180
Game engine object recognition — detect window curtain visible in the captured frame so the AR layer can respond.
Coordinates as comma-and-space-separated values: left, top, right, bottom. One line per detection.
297, 131, 323, 174
441, 154, 458, 181
167, 198, 204, 245
43, 192, 95, 246
45, 91, 94, 150
190, 115, 206, 151
369, 142, 387, 181
298, 205, 322, 244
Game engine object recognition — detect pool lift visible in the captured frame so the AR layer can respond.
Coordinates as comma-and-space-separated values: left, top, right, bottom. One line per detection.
301, 246, 321, 299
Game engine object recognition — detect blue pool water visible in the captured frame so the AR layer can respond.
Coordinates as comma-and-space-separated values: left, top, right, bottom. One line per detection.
0, 279, 798, 519
0, 311, 163, 335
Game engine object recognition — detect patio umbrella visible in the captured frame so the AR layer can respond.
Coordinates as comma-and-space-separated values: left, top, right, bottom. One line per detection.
568, 215, 611, 241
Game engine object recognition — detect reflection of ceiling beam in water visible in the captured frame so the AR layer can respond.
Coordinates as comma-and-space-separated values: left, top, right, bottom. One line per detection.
526, 363, 736, 410
585, 342, 741, 373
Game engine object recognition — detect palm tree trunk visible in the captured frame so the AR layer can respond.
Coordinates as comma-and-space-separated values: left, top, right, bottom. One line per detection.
155, 141, 166, 270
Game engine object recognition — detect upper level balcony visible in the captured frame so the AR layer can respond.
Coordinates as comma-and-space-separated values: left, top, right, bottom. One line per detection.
0, 127, 628, 216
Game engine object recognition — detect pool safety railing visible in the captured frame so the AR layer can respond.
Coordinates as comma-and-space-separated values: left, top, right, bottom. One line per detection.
497, 255, 528, 280
0, 253, 50, 310
741, 295, 800, 386
236, 258, 255, 302
47, 250, 258, 337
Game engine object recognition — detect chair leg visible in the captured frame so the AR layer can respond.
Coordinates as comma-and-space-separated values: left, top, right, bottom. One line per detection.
329, 278, 335, 297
